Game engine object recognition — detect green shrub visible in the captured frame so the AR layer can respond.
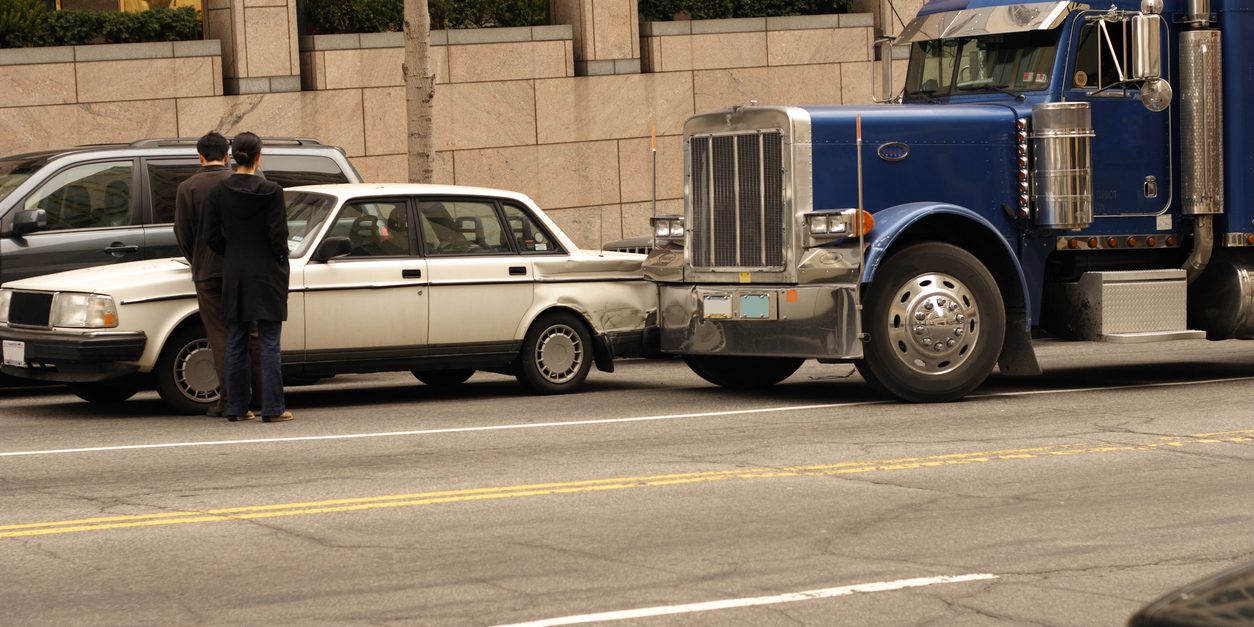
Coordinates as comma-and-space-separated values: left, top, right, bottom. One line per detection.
303, 0, 548, 34
0, 0, 50, 48
0, 6, 202, 48
639, 0, 850, 22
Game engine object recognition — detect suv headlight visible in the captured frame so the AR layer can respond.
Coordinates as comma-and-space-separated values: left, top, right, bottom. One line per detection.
0, 289, 10, 324
52, 293, 118, 328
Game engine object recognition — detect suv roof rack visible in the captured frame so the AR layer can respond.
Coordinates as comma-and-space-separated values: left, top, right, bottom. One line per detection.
126, 137, 326, 148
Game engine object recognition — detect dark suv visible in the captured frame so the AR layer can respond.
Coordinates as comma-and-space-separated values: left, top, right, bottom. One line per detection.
0, 138, 361, 285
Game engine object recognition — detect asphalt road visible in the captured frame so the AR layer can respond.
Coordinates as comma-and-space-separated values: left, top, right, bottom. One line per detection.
1, 339, 1252, 626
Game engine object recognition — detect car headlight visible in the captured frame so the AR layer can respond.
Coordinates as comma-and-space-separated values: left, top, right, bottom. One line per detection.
650, 215, 685, 242
0, 289, 10, 324
52, 293, 118, 328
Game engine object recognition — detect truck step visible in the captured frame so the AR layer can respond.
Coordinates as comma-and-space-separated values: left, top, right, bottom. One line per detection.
1060, 269, 1201, 341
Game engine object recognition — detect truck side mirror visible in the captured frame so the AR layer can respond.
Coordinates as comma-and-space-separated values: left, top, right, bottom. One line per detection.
1131, 14, 1162, 80
872, 38, 898, 103
11, 209, 47, 237
313, 236, 352, 262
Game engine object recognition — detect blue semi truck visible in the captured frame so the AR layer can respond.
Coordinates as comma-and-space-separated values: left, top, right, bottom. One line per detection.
642, 0, 1250, 401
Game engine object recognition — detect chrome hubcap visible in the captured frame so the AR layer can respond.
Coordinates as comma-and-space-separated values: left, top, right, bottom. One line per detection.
175, 339, 219, 402
535, 324, 583, 383
885, 272, 980, 376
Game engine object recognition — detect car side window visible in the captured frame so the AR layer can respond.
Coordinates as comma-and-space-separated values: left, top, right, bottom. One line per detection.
336, 200, 412, 257
418, 200, 512, 256
259, 155, 351, 188
23, 160, 135, 232
146, 159, 202, 224
501, 203, 562, 254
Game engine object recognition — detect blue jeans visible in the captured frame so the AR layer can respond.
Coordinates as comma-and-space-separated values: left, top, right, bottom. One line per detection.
225, 320, 284, 417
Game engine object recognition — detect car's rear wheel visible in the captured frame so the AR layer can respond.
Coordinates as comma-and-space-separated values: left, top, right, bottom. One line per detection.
683, 355, 804, 389
154, 323, 220, 415
70, 378, 140, 404
516, 312, 593, 395
412, 369, 475, 387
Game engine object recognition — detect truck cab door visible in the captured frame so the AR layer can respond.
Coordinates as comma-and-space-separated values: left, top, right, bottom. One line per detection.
1066, 18, 1172, 220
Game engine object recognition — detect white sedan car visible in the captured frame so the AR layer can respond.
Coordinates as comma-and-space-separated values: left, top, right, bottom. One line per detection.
0, 184, 657, 413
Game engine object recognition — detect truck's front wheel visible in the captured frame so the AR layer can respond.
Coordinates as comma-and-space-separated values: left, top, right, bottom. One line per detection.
684, 355, 803, 389
857, 242, 1004, 402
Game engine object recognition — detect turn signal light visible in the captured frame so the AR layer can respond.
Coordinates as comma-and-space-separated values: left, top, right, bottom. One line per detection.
1127, 236, 1139, 247
1088, 237, 1099, 248
1107, 237, 1120, 248
1146, 236, 1158, 247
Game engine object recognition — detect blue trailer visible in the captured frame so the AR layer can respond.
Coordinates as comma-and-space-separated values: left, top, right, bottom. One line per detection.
643, 0, 1252, 401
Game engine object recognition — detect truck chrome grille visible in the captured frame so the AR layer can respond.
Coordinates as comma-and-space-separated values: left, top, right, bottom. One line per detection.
10, 291, 53, 327
690, 130, 785, 270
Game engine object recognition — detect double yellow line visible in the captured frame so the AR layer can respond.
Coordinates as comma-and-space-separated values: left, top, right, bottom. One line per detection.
3, 429, 1251, 540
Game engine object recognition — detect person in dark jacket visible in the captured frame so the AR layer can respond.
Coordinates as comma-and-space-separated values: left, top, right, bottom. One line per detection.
204, 132, 293, 423
173, 132, 238, 417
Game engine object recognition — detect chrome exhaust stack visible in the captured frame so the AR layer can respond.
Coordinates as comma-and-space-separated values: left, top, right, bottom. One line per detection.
1179, 2, 1222, 283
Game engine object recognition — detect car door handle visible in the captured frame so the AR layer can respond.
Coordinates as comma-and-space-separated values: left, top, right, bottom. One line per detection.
509, 266, 527, 276
104, 243, 139, 254
402, 269, 422, 279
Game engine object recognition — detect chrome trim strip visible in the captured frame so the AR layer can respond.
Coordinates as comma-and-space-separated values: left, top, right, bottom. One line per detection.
119, 293, 196, 306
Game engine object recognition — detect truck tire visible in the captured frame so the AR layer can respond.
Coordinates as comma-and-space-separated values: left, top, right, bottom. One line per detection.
856, 242, 1004, 402
154, 323, 220, 415
70, 378, 140, 404
516, 312, 593, 395
413, 369, 475, 387
683, 355, 804, 389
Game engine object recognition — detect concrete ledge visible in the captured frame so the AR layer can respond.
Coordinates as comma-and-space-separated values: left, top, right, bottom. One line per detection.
767, 15, 841, 30
0, 46, 75, 66
75, 41, 173, 61
531, 25, 574, 41
447, 26, 533, 45
691, 18, 766, 34
0, 40, 220, 66
359, 32, 403, 49
225, 75, 301, 95
644, 13, 873, 36
301, 25, 572, 52
173, 40, 222, 58
839, 13, 875, 27
641, 21, 691, 37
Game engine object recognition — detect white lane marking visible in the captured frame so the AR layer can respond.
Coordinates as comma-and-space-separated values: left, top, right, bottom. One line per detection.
494, 574, 1000, 627
2, 374, 1252, 459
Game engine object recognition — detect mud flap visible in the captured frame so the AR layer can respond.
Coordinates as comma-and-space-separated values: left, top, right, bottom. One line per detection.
592, 335, 615, 373
998, 312, 1041, 376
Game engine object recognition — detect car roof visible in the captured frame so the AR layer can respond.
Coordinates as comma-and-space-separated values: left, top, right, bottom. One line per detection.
2, 138, 340, 162
286, 183, 537, 203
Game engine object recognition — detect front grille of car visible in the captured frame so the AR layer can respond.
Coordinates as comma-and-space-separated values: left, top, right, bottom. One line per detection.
9, 291, 53, 327
689, 130, 786, 271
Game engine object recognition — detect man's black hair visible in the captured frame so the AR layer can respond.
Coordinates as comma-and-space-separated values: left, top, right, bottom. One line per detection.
197, 131, 229, 162
231, 132, 263, 168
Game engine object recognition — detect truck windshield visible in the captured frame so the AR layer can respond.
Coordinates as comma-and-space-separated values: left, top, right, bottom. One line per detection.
0, 158, 41, 206
904, 29, 1061, 101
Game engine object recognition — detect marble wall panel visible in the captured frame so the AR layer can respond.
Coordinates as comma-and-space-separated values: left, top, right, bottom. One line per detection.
174, 56, 219, 99
350, 154, 406, 183
617, 134, 684, 204
767, 27, 871, 66
591, 0, 636, 60
77, 58, 173, 102
690, 32, 767, 70
242, 6, 293, 77
447, 41, 569, 83
453, 145, 541, 202
177, 90, 366, 156
362, 86, 405, 157
0, 64, 76, 108
841, 60, 872, 104
544, 204, 619, 249
435, 80, 536, 151
454, 140, 619, 210
621, 198, 682, 238
323, 48, 403, 90
694, 64, 843, 111
535, 72, 693, 144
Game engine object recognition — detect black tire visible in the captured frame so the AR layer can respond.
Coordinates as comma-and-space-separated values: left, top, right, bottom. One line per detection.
283, 375, 327, 387
856, 242, 1005, 402
154, 323, 220, 415
683, 355, 804, 389
70, 378, 140, 403
515, 312, 593, 395
412, 369, 475, 387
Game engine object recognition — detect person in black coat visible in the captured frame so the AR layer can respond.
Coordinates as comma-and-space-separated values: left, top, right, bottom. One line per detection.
204, 132, 293, 423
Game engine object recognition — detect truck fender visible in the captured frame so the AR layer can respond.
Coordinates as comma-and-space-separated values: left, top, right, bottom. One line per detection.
860, 201, 1040, 376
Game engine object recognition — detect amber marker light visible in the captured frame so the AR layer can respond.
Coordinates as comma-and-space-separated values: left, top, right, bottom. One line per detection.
785, 289, 799, 303
1167, 235, 1178, 246
1107, 237, 1120, 248
1127, 237, 1139, 247
1247, 234, 1254, 245
1088, 237, 1099, 248
1147, 236, 1158, 247
854, 210, 875, 237
1068, 238, 1080, 249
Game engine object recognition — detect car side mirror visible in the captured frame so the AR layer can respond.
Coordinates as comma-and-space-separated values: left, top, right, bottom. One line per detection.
313, 236, 352, 262
11, 209, 48, 237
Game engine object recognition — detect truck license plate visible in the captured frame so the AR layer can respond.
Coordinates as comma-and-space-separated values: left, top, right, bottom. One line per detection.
2, 340, 26, 368
702, 295, 733, 319
739, 294, 770, 319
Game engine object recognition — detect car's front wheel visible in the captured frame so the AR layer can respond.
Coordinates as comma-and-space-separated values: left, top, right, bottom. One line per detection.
154, 323, 220, 415
70, 378, 140, 404
413, 369, 475, 387
516, 312, 593, 395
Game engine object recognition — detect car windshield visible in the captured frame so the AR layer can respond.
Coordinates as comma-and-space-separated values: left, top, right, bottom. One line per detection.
904, 29, 1061, 101
0, 158, 44, 205
284, 191, 338, 257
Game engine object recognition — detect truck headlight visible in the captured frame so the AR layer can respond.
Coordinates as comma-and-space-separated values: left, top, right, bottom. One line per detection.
806, 209, 875, 241
52, 293, 118, 328
0, 289, 10, 323
651, 215, 685, 241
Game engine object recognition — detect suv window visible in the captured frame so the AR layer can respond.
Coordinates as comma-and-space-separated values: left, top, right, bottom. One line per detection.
23, 160, 135, 231
261, 155, 351, 188
147, 159, 202, 224
419, 200, 512, 256
502, 203, 562, 254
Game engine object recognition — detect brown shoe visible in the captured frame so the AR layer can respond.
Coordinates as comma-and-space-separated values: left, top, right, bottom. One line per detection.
227, 411, 255, 422
262, 411, 293, 423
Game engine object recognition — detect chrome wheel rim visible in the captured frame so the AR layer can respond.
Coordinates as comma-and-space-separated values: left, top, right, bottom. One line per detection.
535, 324, 583, 383
175, 339, 219, 403
884, 272, 981, 376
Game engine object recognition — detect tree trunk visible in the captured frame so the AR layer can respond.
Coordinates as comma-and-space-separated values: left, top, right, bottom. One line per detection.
403, 0, 434, 184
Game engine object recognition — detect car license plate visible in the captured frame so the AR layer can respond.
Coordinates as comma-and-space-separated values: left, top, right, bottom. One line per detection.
2, 340, 26, 368
702, 294, 733, 319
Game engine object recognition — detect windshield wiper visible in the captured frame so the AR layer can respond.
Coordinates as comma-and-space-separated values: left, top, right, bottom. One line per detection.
956, 83, 1025, 100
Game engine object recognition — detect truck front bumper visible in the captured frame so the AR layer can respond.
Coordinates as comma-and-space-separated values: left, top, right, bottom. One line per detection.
657, 284, 862, 359
0, 325, 146, 383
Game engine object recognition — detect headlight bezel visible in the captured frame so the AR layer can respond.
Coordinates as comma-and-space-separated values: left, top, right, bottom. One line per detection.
51, 292, 119, 329
805, 209, 875, 243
